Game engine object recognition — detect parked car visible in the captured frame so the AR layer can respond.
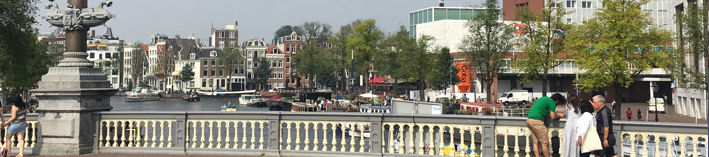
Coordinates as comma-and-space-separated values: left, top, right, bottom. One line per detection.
648, 97, 666, 114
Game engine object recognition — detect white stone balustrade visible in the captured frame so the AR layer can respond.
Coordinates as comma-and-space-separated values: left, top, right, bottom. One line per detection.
186, 120, 268, 150
280, 120, 372, 153
0, 120, 38, 149
99, 119, 175, 148
382, 123, 482, 156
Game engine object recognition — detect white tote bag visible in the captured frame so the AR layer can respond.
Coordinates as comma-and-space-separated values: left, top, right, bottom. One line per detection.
581, 124, 603, 153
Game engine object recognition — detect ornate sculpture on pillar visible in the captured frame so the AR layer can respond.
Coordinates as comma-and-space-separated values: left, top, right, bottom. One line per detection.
31, 0, 116, 155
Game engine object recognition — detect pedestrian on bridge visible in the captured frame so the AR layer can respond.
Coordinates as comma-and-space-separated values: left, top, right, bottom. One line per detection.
526, 93, 566, 157
2, 95, 27, 157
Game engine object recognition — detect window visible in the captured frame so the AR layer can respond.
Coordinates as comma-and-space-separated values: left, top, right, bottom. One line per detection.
550, 2, 557, 7
566, 1, 575, 8
218, 41, 225, 48
581, 1, 591, 8
90, 53, 95, 58
278, 60, 283, 67
286, 56, 290, 62
229, 32, 235, 38
230, 41, 236, 48
286, 46, 290, 52
220, 32, 225, 38
211, 60, 216, 65
218, 70, 223, 76
190, 53, 196, 60
106, 53, 112, 58
209, 79, 213, 87
567, 18, 572, 23
204, 60, 208, 65
203, 70, 207, 76
273, 48, 278, 54
211, 69, 215, 76
202, 80, 206, 87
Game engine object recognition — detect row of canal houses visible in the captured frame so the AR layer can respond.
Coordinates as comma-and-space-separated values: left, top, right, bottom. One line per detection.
38, 21, 311, 93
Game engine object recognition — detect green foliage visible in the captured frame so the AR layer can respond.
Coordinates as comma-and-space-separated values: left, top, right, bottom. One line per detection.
292, 44, 336, 88
428, 47, 458, 90
179, 64, 194, 83
564, 0, 673, 91
254, 58, 271, 91
460, 0, 514, 103
669, 1, 709, 89
0, 0, 53, 97
346, 19, 383, 75
274, 25, 304, 40
375, 26, 406, 79
301, 22, 332, 45
514, 1, 569, 96
219, 47, 244, 91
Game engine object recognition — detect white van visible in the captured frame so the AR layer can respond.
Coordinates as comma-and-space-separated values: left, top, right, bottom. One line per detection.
498, 90, 531, 107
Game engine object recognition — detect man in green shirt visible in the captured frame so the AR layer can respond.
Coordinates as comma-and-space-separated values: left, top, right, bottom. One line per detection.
527, 93, 566, 157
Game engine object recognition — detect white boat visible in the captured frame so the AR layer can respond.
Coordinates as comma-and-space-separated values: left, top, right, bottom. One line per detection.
238, 94, 264, 106
125, 88, 160, 102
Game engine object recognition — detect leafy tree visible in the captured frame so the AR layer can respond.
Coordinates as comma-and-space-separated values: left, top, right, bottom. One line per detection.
460, 0, 515, 103
254, 58, 272, 91
397, 35, 434, 100
429, 47, 458, 90
301, 22, 333, 45
293, 44, 336, 89
130, 46, 147, 88
179, 63, 194, 91
514, 1, 568, 96
327, 20, 362, 94
376, 26, 406, 80
670, 0, 709, 89
219, 47, 244, 91
274, 25, 304, 41
346, 19, 383, 90
0, 0, 54, 97
564, 0, 672, 119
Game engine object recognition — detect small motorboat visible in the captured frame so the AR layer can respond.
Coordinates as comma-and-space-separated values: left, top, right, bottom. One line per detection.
125, 88, 160, 102
183, 92, 200, 102
220, 101, 237, 112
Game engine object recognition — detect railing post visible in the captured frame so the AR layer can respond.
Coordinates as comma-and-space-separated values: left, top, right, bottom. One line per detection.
613, 123, 622, 155
481, 117, 496, 156
93, 113, 101, 153
369, 114, 383, 154
174, 112, 187, 151
267, 112, 282, 152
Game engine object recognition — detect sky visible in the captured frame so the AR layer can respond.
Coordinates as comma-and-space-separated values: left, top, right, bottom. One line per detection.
34, 0, 483, 44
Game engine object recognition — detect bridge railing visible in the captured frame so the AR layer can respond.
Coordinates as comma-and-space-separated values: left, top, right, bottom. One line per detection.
0, 114, 38, 155
95, 112, 708, 157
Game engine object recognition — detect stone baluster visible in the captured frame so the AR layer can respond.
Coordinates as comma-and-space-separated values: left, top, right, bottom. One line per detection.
159, 121, 165, 148
503, 130, 509, 157
388, 124, 394, 153
259, 122, 265, 150
418, 125, 425, 155
349, 123, 356, 152
192, 121, 198, 148
667, 136, 672, 157
285, 122, 292, 150
31, 122, 38, 147
692, 136, 698, 157
654, 135, 660, 156
100, 122, 106, 147
460, 127, 465, 156
199, 121, 206, 148
630, 134, 636, 156
295, 122, 302, 150
679, 136, 686, 157
128, 121, 135, 147
250, 122, 256, 149
360, 123, 365, 152
641, 134, 649, 157
304, 123, 310, 151
141, 121, 148, 147
399, 125, 405, 154
151, 121, 157, 148
331, 123, 337, 152
118, 121, 125, 147
224, 121, 231, 149
525, 132, 531, 157
558, 129, 564, 156
313, 123, 320, 151
216, 121, 222, 149
208, 121, 215, 149
514, 129, 520, 157
428, 125, 434, 155
167, 121, 173, 148
112, 121, 119, 147
471, 127, 477, 156
449, 127, 454, 156
340, 123, 346, 152
242, 122, 248, 149
438, 126, 444, 156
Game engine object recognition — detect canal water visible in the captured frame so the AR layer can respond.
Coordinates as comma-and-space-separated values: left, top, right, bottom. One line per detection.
110, 96, 268, 112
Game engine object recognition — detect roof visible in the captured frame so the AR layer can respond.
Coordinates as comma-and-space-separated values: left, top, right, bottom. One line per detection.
197, 48, 222, 59
167, 38, 200, 60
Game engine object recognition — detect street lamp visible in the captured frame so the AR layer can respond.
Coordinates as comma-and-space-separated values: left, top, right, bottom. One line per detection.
652, 83, 658, 122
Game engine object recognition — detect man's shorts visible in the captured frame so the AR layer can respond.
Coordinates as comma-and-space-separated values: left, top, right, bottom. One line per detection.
526, 119, 548, 144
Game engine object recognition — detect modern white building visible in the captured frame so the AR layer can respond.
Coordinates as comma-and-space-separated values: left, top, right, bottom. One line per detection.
557, 0, 677, 32
86, 27, 123, 89
671, 0, 707, 120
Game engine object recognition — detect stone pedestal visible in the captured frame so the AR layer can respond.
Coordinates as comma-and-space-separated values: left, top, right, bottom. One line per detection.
31, 66, 116, 155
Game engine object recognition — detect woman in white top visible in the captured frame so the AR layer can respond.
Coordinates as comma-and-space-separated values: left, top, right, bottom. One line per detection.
575, 100, 596, 157
561, 97, 581, 157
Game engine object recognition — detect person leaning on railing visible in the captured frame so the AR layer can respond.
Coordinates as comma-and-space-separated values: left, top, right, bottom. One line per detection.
526, 93, 566, 157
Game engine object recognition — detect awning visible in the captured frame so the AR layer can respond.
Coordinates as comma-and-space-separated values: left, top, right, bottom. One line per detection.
368, 76, 388, 84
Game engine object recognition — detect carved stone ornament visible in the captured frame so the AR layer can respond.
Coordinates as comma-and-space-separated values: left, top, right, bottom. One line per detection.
43, 0, 113, 31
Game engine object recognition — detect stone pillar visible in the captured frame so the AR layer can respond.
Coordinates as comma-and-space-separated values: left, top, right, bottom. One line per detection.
32, 0, 116, 155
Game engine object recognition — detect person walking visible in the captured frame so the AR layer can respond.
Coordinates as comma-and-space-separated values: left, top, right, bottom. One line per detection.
576, 100, 597, 157
526, 93, 566, 157
562, 97, 581, 157
2, 95, 27, 157
636, 109, 642, 120
592, 95, 616, 157
626, 108, 632, 121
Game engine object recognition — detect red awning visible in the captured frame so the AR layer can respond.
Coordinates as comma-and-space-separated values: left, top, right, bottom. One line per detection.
368, 76, 388, 84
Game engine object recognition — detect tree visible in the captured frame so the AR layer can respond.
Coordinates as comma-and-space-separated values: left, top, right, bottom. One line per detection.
564, 0, 672, 119
293, 44, 336, 89
460, 0, 515, 103
346, 19, 383, 90
514, 1, 568, 96
397, 35, 434, 101
429, 47, 458, 90
253, 58, 271, 91
219, 47, 244, 91
0, 0, 54, 97
301, 22, 333, 45
274, 25, 304, 41
179, 64, 194, 92
131, 47, 147, 88
327, 20, 362, 94
670, 0, 709, 89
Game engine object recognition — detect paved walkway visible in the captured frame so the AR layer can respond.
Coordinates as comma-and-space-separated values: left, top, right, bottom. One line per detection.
620, 103, 707, 123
